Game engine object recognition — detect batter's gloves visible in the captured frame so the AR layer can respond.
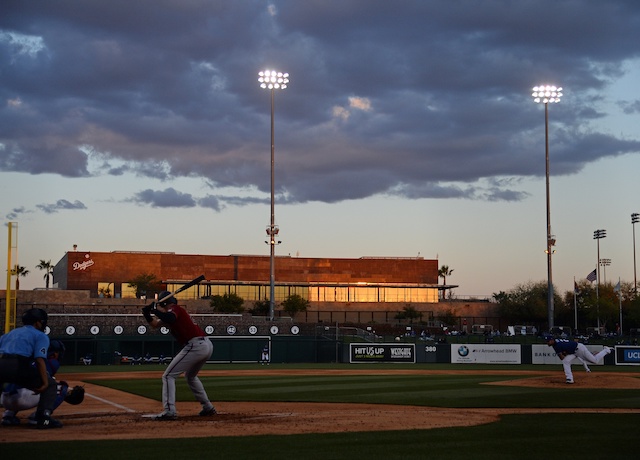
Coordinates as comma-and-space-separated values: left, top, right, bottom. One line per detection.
64, 385, 85, 405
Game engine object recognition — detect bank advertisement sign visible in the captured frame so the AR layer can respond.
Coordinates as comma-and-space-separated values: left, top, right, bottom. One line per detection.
350, 343, 415, 363
450, 344, 521, 364
531, 344, 605, 365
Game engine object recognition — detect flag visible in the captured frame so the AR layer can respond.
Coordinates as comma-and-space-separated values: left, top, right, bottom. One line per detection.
574, 281, 580, 294
614, 281, 621, 293
586, 269, 597, 282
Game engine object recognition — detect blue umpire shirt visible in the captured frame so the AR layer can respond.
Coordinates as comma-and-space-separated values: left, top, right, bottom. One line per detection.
551, 338, 578, 355
0, 325, 49, 359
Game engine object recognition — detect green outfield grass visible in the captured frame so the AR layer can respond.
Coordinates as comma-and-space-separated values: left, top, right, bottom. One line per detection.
3, 364, 639, 459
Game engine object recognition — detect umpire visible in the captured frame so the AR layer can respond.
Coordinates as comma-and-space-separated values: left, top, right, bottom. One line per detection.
0, 308, 62, 429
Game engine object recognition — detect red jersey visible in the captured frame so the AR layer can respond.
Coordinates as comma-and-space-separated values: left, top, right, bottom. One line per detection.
164, 304, 205, 346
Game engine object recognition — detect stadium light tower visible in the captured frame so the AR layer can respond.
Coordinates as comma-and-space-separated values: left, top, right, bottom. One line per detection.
593, 229, 607, 330
599, 258, 611, 285
532, 85, 562, 330
258, 69, 289, 321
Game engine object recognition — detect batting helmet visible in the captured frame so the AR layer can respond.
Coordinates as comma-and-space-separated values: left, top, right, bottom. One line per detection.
157, 291, 177, 307
21, 308, 48, 331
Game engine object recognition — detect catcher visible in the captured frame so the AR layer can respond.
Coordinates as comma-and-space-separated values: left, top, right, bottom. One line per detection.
1, 340, 85, 426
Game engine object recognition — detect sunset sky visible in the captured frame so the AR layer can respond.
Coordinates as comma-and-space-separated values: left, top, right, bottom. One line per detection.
1, 1, 639, 297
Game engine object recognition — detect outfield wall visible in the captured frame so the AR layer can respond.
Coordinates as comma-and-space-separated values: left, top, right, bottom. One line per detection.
52, 337, 623, 367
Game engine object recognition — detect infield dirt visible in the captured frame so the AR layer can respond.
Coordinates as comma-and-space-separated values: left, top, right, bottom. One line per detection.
1, 369, 639, 443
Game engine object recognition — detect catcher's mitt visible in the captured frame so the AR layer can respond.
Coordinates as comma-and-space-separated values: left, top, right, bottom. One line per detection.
64, 385, 85, 405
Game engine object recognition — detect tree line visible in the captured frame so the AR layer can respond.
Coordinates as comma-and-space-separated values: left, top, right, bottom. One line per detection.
493, 280, 640, 333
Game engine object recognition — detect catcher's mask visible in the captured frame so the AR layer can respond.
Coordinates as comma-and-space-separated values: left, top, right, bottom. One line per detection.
48, 340, 66, 360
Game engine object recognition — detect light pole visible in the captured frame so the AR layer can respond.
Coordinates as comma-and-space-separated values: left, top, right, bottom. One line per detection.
599, 258, 611, 285
532, 85, 562, 330
593, 229, 606, 330
258, 69, 289, 321
633, 213, 639, 296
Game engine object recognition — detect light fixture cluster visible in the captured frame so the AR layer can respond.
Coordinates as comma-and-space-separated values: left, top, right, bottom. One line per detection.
258, 70, 289, 90
532, 85, 562, 104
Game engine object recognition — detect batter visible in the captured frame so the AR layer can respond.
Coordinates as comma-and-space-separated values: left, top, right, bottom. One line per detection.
142, 291, 216, 420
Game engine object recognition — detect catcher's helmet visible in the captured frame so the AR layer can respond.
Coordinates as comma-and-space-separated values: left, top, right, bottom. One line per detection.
157, 291, 177, 307
21, 308, 48, 331
48, 340, 66, 358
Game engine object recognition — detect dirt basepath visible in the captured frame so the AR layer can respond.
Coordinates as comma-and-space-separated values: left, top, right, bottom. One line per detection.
2, 369, 639, 443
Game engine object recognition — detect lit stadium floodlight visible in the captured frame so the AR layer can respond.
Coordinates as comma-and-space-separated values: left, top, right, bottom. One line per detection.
258, 69, 289, 321
258, 70, 289, 90
531, 84, 563, 330
532, 85, 563, 104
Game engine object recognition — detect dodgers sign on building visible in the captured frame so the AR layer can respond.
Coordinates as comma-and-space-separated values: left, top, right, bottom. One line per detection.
350, 343, 415, 363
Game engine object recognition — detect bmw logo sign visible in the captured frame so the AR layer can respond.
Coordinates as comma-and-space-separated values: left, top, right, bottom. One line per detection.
458, 345, 470, 357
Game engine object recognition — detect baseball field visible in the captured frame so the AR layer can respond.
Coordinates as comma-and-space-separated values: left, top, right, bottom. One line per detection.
1, 363, 638, 459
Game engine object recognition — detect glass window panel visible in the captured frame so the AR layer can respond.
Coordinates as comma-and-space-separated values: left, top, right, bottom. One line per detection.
120, 283, 137, 299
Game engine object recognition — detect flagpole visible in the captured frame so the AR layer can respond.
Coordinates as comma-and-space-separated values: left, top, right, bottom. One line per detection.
617, 277, 622, 335
573, 276, 578, 332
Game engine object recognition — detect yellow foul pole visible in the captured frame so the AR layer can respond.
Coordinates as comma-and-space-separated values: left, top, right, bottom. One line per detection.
5, 222, 17, 333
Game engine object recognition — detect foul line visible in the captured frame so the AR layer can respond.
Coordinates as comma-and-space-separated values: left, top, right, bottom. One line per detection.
86, 392, 137, 413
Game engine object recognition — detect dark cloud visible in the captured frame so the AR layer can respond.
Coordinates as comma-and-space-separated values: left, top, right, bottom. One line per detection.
1, 0, 639, 207
619, 100, 640, 115
35, 199, 87, 214
131, 188, 196, 208
5, 206, 30, 220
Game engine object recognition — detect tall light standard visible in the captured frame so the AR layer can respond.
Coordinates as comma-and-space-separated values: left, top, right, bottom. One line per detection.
599, 258, 611, 285
633, 213, 639, 296
258, 69, 289, 321
532, 85, 562, 330
594, 229, 606, 330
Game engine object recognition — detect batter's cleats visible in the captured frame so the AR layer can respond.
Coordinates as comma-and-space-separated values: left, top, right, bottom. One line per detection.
153, 411, 177, 421
1, 415, 20, 426
36, 416, 63, 429
199, 406, 217, 416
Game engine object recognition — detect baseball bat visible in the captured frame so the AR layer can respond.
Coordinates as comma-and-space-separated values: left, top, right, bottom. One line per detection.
157, 274, 205, 303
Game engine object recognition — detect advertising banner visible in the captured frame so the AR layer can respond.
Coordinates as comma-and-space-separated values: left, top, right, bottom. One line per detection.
350, 343, 415, 363
613, 346, 640, 366
532, 344, 605, 365
450, 344, 521, 364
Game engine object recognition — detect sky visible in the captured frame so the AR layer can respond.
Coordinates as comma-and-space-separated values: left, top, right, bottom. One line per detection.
1, 0, 640, 298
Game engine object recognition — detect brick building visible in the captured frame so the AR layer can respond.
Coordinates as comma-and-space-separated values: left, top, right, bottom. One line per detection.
52, 251, 448, 304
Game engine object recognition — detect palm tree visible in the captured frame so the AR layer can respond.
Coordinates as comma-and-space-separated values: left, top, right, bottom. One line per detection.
36, 259, 54, 289
438, 265, 454, 299
10, 265, 30, 290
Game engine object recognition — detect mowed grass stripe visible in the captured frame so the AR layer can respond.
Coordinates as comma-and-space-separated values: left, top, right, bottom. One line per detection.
2, 413, 637, 459
88, 373, 640, 409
